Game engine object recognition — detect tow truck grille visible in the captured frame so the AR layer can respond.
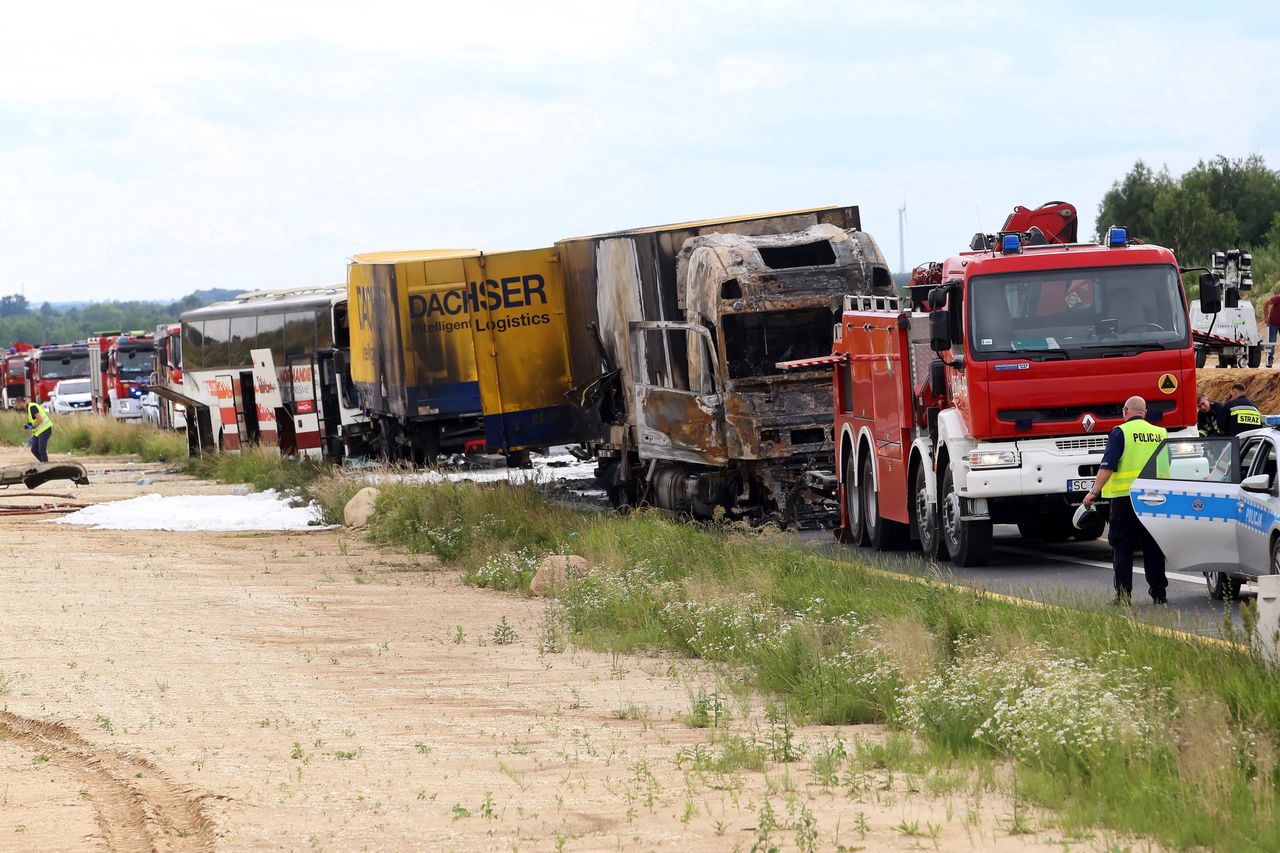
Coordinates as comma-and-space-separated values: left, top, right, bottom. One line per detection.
1054, 437, 1108, 454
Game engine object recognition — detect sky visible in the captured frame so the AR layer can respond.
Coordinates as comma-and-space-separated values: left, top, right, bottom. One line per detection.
2, 0, 1278, 303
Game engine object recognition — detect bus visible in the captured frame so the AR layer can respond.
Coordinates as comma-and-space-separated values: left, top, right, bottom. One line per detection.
178, 285, 368, 458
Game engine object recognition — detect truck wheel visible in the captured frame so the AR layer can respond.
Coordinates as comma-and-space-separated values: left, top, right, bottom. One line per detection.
913, 463, 948, 560
863, 454, 907, 551
940, 466, 992, 567
1205, 571, 1242, 601
1250, 344, 1264, 368
1195, 347, 1207, 369
844, 453, 867, 546
1217, 353, 1237, 369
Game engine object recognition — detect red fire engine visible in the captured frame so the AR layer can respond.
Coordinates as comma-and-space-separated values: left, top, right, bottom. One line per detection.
28, 343, 92, 404
96, 333, 156, 420
3, 343, 34, 408
785, 203, 1199, 566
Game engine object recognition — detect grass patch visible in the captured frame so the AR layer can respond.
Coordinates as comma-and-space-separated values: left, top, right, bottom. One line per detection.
342, 477, 1280, 851
0, 410, 188, 462
183, 447, 332, 496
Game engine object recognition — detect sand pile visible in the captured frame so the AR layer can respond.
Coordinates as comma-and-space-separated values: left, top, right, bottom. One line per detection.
1197, 367, 1280, 412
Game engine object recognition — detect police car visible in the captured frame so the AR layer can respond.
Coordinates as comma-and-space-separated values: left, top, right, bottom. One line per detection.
1131, 429, 1280, 600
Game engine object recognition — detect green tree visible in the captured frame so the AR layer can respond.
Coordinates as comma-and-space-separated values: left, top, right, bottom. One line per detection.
1095, 160, 1173, 241
1180, 154, 1280, 247
1149, 186, 1239, 271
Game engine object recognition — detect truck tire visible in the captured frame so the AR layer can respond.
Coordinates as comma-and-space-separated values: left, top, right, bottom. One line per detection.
940, 466, 992, 567
913, 462, 948, 560
844, 453, 867, 546
863, 454, 907, 551
1250, 344, 1264, 368
1195, 346, 1207, 369
1218, 352, 1237, 369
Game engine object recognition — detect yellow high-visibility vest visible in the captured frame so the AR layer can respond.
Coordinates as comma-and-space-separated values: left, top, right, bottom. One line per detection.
25, 402, 52, 436
1102, 418, 1166, 499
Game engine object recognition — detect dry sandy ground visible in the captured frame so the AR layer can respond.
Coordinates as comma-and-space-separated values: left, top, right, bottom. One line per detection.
0, 447, 1143, 852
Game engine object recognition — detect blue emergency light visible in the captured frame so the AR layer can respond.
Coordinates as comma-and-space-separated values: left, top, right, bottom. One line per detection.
1107, 227, 1128, 248
1000, 234, 1022, 254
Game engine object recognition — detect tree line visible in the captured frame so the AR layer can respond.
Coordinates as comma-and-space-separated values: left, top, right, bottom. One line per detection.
0, 289, 243, 350
1095, 154, 1280, 294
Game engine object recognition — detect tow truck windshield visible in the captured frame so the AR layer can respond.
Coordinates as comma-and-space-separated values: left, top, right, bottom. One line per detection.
968, 264, 1187, 360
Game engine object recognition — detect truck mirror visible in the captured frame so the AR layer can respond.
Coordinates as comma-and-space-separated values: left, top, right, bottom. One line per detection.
930, 310, 952, 352
1226, 287, 1239, 309
1199, 273, 1221, 314
928, 287, 947, 310
929, 358, 947, 397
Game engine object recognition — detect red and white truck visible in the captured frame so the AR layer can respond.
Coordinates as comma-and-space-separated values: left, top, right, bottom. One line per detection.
784, 203, 1200, 565
28, 343, 92, 404
2, 343, 33, 408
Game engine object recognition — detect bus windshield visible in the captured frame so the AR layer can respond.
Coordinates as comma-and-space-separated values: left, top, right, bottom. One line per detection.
967, 264, 1188, 360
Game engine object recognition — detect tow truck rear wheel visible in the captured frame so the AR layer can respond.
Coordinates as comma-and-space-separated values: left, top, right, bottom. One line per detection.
1195, 346, 1207, 369
1206, 571, 1243, 601
844, 454, 867, 546
940, 466, 992, 567
913, 463, 948, 560
863, 455, 907, 551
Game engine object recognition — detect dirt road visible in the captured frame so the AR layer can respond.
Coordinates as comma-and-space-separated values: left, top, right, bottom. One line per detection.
0, 448, 1093, 851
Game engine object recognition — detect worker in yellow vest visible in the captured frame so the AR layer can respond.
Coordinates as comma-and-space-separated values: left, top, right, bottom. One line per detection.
16, 396, 53, 463
1082, 395, 1167, 605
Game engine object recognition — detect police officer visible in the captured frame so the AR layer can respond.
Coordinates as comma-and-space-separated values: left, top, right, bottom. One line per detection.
1082, 395, 1167, 605
15, 395, 53, 463
1220, 383, 1263, 436
1197, 393, 1223, 436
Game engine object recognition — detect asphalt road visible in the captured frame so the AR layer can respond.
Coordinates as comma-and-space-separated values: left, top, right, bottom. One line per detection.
798, 524, 1250, 637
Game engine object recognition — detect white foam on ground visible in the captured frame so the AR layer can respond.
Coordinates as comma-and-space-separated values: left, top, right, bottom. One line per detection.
53, 491, 331, 532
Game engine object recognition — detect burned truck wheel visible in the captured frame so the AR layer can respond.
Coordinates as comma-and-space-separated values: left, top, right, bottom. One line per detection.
843, 454, 868, 546
940, 466, 991, 567
913, 463, 947, 561
863, 455, 906, 551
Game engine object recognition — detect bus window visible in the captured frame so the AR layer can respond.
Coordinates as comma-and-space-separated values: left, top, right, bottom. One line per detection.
182, 320, 206, 370
256, 313, 285, 362
203, 318, 231, 370
284, 312, 315, 356
229, 316, 257, 367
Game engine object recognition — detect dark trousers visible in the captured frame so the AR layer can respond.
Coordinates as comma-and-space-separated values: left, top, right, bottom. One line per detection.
1269, 324, 1279, 366
1108, 495, 1167, 601
29, 429, 50, 463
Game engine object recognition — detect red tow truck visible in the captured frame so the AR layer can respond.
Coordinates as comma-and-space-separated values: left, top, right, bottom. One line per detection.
783, 202, 1199, 566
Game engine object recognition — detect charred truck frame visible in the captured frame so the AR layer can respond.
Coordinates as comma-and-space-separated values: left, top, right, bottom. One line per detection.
557, 206, 892, 525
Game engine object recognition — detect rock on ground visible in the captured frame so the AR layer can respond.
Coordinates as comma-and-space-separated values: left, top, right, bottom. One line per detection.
530, 554, 592, 597
344, 486, 380, 528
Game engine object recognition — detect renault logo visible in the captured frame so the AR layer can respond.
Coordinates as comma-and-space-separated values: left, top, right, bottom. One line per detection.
1081, 413, 1096, 433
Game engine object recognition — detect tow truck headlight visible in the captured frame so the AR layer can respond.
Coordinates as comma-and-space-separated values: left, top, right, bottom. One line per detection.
968, 449, 1021, 469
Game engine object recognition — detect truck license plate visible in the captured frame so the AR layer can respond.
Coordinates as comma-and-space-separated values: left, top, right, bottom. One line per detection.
1067, 478, 1096, 493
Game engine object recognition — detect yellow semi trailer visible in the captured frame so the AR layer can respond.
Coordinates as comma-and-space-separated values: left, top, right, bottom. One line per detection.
347, 247, 577, 459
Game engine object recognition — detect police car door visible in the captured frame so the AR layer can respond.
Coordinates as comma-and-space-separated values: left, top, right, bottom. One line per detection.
1237, 435, 1280, 572
1130, 435, 1242, 573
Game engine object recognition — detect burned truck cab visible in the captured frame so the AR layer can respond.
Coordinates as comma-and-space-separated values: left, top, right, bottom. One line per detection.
557, 207, 890, 525
678, 225, 891, 465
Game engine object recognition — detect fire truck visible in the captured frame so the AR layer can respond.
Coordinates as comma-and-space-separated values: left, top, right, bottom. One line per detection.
28, 343, 92, 404
785, 203, 1199, 566
142, 323, 186, 430
2, 343, 33, 408
92, 333, 155, 420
